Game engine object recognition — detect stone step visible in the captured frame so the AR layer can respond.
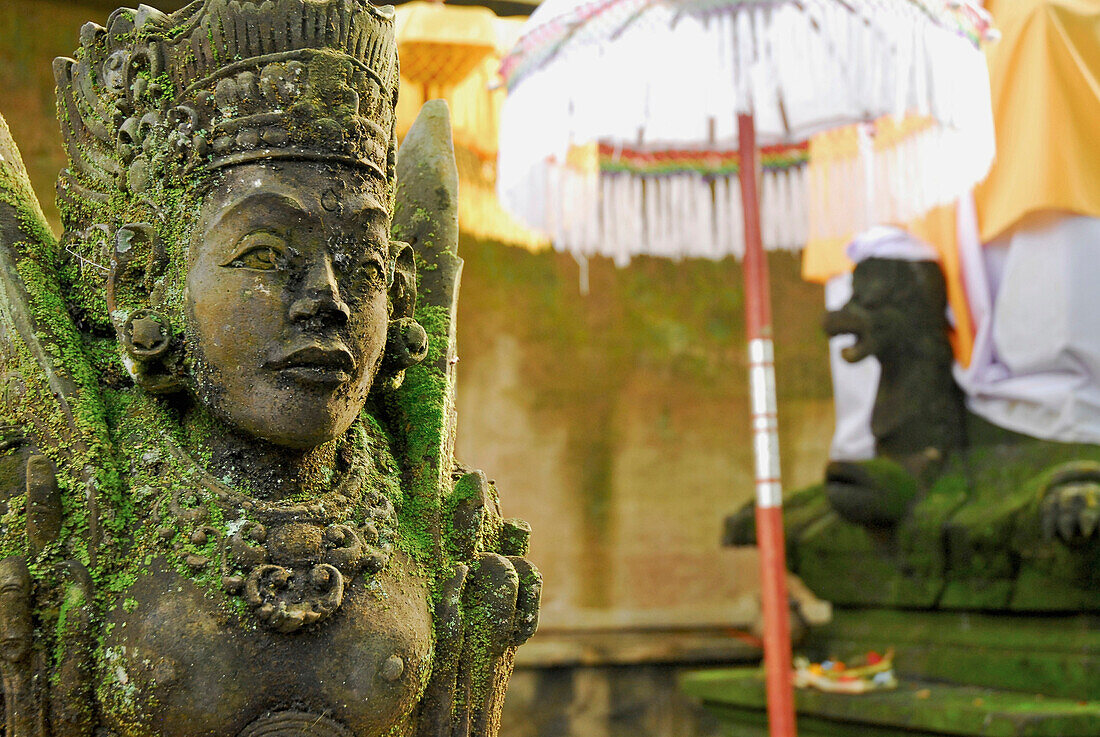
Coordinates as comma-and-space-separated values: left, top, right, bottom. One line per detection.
681, 667, 1100, 737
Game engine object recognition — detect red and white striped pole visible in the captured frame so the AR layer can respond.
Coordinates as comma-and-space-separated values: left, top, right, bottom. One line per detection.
737, 113, 797, 737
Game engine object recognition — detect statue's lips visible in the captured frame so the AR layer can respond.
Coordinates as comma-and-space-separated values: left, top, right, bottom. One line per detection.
0, 636, 27, 661
265, 344, 356, 385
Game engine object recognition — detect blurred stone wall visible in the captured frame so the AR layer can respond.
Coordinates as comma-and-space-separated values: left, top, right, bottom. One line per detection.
1, 2, 834, 733
453, 238, 832, 735
454, 237, 831, 626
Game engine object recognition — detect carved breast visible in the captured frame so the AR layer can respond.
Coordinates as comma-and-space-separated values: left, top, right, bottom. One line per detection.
96, 550, 433, 737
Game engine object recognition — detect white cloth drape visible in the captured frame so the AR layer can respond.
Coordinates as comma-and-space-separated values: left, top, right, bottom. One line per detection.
955, 211, 1100, 444
825, 272, 878, 461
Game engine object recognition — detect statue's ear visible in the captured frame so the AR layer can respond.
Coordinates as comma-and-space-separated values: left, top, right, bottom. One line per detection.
106, 222, 168, 323
376, 240, 427, 391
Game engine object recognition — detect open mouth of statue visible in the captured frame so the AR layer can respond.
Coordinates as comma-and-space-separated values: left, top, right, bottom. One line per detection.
825, 460, 876, 492
839, 336, 871, 363
267, 344, 356, 386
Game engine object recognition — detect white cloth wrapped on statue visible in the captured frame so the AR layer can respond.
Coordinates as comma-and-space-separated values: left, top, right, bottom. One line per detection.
955, 212, 1100, 445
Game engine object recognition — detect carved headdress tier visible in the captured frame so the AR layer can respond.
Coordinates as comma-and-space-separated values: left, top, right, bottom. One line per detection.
55, 0, 400, 223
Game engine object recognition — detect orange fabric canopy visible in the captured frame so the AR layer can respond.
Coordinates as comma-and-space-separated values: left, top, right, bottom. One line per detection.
976, 0, 1100, 242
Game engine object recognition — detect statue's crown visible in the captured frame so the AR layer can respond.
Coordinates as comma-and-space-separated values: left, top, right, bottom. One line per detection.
56, 0, 399, 213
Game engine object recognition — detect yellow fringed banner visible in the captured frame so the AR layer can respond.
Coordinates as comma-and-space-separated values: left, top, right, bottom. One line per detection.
395, 2, 550, 252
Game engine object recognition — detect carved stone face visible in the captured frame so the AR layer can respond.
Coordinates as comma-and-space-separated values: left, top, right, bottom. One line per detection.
186, 161, 391, 448
823, 258, 948, 364
0, 558, 31, 664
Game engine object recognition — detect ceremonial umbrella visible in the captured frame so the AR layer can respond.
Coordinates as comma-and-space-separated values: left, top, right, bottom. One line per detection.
496, 2, 997, 735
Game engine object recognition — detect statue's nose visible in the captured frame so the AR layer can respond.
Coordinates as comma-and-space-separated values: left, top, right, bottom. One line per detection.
823, 305, 864, 338
822, 308, 847, 336
288, 255, 350, 323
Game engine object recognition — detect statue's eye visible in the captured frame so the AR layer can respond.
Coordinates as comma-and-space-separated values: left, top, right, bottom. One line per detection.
333, 248, 385, 286
225, 232, 288, 271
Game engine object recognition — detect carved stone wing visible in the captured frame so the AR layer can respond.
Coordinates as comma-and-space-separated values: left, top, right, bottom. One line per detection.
388, 101, 541, 737
0, 115, 99, 737
387, 99, 464, 556
0, 114, 112, 561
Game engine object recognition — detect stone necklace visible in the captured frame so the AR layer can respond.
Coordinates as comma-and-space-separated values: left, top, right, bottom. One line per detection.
141, 425, 398, 633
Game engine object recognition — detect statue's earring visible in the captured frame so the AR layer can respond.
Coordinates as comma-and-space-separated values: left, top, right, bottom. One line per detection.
121, 308, 171, 359
379, 317, 429, 389
119, 308, 183, 394
108, 224, 184, 394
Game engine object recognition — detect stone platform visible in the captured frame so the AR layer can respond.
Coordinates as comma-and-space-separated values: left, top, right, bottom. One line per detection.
681, 608, 1100, 736
682, 669, 1100, 737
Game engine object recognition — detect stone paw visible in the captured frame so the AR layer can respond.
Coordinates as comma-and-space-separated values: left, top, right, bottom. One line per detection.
1041, 462, 1100, 546
415, 470, 542, 737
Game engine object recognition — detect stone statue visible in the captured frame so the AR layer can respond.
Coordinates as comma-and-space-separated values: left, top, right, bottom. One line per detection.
0, 1, 540, 735
824, 257, 966, 469
726, 255, 1100, 611
821, 256, 965, 526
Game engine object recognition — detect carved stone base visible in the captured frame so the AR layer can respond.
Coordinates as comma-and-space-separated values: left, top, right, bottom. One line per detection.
682, 608, 1100, 735
239, 710, 352, 737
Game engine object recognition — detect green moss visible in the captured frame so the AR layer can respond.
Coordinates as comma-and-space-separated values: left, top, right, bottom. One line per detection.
785, 421, 1100, 612
682, 663, 1100, 736
52, 579, 85, 668
1, 45, 532, 729
383, 299, 452, 569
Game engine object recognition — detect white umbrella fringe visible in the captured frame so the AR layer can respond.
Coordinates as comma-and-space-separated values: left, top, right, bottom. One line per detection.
497, 0, 996, 263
